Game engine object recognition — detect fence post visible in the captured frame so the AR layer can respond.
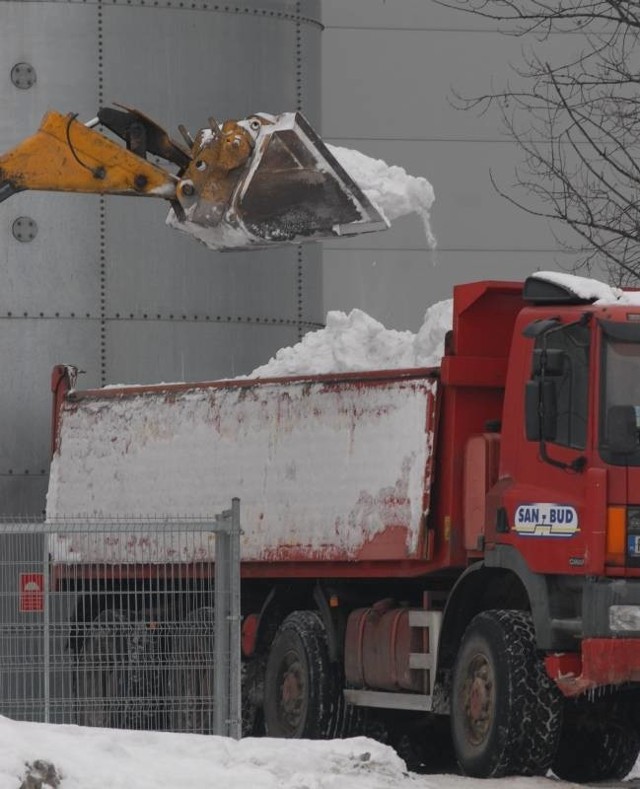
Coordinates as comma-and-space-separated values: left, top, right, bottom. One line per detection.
213, 509, 230, 736
229, 497, 242, 739
42, 530, 50, 724
212, 499, 242, 739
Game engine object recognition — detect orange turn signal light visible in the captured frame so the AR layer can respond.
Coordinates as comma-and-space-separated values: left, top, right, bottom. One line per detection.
606, 506, 626, 566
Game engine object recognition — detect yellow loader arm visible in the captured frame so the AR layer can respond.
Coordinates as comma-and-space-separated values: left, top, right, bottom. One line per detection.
0, 105, 388, 250
0, 109, 179, 202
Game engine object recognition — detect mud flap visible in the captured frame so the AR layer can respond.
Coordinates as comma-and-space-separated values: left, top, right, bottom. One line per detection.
176, 113, 388, 249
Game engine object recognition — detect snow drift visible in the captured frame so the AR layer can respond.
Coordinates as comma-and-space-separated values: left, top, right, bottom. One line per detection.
248, 299, 452, 378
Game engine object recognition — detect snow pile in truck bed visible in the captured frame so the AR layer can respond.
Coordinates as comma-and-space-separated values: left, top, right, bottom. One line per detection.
248, 299, 452, 378
46, 296, 449, 544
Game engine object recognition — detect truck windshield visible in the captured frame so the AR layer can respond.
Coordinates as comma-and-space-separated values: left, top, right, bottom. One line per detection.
600, 321, 640, 465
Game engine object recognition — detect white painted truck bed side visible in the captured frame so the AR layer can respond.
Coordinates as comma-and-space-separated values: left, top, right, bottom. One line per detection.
47, 373, 438, 564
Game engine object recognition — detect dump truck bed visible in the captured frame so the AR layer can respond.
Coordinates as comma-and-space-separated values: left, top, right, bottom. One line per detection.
47, 369, 438, 568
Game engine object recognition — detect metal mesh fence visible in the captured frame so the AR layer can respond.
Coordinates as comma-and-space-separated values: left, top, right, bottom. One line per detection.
0, 501, 241, 738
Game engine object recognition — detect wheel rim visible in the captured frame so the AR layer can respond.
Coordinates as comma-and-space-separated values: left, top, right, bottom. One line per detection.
276, 648, 307, 735
461, 651, 495, 746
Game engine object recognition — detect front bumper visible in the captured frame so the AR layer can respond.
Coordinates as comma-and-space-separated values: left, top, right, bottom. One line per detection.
545, 579, 640, 696
546, 639, 640, 696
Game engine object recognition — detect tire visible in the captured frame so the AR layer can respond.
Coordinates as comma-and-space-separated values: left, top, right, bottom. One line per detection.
75, 608, 135, 728
552, 692, 640, 783
451, 609, 562, 778
169, 606, 216, 733
263, 610, 343, 739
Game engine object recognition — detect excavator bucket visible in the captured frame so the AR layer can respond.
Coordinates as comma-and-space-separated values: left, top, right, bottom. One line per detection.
172, 112, 389, 249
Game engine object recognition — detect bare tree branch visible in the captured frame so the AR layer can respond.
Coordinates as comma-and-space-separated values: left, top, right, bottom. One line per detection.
435, 0, 640, 283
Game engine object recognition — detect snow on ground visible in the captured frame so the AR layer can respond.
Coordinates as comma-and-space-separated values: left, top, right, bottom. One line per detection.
248, 298, 452, 378
4, 715, 635, 789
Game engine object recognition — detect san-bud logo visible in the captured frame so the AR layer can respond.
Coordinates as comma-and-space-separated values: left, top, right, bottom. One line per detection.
514, 504, 579, 537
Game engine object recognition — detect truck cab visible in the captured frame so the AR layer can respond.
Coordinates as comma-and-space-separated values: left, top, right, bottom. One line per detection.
486, 274, 640, 684
429, 272, 640, 781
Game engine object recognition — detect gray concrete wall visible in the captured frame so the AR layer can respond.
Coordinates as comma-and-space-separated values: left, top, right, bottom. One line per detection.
320, 0, 578, 330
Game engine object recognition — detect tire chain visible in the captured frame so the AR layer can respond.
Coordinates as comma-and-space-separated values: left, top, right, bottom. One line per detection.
490, 610, 562, 776
454, 609, 562, 777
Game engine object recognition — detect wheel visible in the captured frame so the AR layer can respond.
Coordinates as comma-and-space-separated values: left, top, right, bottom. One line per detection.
169, 606, 215, 733
451, 609, 562, 778
263, 610, 343, 739
552, 692, 640, 782
75, 608, 135, 728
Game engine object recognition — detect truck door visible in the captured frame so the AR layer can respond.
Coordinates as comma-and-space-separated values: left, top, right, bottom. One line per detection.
500, 320, 597, 575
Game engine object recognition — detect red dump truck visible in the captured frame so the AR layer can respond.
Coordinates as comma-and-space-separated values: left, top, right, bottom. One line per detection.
48, 274, 640, 781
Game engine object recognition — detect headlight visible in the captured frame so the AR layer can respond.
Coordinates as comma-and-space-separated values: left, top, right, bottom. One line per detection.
610, 605, 640, 632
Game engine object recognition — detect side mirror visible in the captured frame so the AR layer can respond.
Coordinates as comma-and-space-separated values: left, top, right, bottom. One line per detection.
606, 405, 638, 454
525, 380, 558, 441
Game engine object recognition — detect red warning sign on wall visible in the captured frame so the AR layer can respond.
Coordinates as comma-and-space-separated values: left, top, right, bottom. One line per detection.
19, 573, 44, 613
